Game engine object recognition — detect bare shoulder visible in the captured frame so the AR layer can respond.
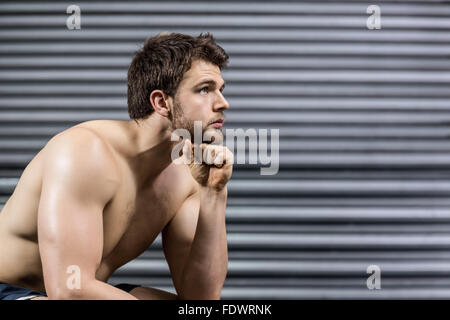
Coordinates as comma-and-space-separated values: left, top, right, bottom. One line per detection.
45, 126, 116, 165
41, 126, 120, 199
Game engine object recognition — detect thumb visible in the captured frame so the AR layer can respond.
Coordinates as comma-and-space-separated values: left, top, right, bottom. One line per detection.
181, 139, 193, 164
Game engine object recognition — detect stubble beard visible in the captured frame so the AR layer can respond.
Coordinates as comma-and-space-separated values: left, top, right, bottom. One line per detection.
170, 99, 196, 138
170, 99, 224, 144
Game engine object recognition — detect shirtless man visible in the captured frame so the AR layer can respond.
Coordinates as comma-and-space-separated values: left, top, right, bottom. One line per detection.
0, 32, 233, 300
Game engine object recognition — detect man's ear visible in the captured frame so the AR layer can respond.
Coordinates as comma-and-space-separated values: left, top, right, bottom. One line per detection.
149, 90, 172, 117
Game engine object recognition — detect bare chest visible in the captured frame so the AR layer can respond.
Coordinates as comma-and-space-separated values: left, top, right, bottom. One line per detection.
96, 167, 189, 279
99, 190, 170, 271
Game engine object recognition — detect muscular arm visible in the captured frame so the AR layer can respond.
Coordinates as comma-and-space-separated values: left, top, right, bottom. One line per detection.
163, 142, 232, 299
163, 185, 228, 300
38, 129, 137, 300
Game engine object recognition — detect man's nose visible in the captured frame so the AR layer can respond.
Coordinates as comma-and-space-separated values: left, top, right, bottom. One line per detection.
214, 91, 230, 111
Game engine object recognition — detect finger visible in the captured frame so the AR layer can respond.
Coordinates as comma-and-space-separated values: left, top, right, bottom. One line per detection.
204, 145, 227, 168
182, 139, 191, 155
192, 142, 205, 164
212, 150, 225, 168
202, 144, 216, 165
200, 144, 231, 167
182, 139, 193, 164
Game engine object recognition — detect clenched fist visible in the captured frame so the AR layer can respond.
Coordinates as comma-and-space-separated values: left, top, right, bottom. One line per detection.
178, 140, 233, 191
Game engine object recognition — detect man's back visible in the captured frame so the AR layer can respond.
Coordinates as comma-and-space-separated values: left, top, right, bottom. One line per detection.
0, 120, 197, 295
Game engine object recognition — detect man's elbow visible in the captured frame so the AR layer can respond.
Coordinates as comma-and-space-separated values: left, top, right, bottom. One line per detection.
47, 288, 85, 300
46, 281, 92, 300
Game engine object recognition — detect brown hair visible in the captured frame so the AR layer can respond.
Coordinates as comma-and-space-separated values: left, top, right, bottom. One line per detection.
127, 32, 229, 120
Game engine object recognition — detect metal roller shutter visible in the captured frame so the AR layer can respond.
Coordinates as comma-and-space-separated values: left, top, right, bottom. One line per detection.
1, 0, 450, 299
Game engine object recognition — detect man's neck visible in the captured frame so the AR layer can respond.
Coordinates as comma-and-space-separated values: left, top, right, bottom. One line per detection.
125, 115, 178, 188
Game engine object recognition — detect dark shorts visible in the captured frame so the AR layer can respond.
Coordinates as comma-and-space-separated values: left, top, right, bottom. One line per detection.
0, 282, 141, 300
0, 283, 46, 300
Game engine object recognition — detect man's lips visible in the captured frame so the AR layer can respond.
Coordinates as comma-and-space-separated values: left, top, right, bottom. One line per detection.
211, 123, 223, 128
210, 119, 224, 128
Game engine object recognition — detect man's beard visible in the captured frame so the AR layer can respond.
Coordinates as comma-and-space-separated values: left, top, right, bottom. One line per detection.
170, 99, 196, 137
170, 99, 223, 144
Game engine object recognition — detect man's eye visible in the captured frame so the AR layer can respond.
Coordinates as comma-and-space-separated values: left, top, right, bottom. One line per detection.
200, 87, 209, 94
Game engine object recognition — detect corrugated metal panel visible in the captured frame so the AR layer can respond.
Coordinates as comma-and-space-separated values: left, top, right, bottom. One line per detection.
1, 0, 450, 299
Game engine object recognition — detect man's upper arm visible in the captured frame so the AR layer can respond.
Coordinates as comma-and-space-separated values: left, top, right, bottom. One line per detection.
37, 129, 119, 298
162, 189, 200, 296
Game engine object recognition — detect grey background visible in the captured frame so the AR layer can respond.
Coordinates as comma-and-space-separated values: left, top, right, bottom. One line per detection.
1, 0, 450, 299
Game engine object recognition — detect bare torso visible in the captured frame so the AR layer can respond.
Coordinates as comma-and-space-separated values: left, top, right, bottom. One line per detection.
0, 120, 197, 293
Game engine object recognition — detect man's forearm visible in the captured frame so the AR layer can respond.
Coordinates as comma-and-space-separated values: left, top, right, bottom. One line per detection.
179, 186, 228, 299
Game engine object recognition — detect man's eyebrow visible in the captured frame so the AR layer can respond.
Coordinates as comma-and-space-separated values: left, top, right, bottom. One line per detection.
194, 79, 226, 90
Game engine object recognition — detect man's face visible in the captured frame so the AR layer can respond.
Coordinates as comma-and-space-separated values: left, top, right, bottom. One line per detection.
170, 59, 229, 142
